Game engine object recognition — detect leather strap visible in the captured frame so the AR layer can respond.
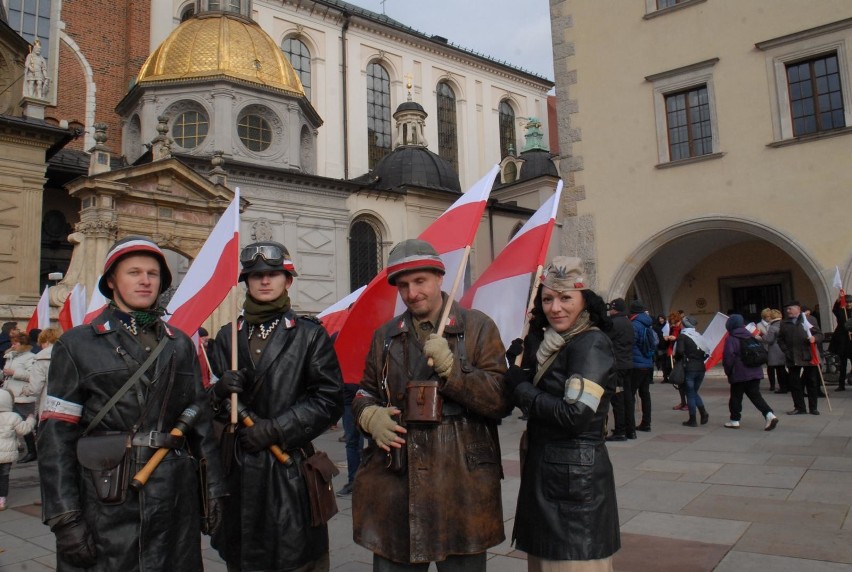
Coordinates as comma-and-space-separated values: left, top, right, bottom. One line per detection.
131, 431, 186, 449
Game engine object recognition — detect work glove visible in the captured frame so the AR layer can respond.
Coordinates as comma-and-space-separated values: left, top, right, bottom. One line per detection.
424, 334, 454, 378
238, 417, 282, 453
359, 405, 402, 448
213, 369, 248, 399
505, 338, 524, 364
504, 365, 533, 395
202, 497, 224, 536
51, 512, 97, 568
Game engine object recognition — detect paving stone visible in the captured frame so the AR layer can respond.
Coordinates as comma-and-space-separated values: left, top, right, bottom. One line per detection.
716, 549, 852, 571
788, 469, 852, 504
810, 455, 852, 472
613, 532, 729, 572
620, 511, 748, 545
703, 484, 791, 500
635, 459, 723, 481
682, 492, 846, 529
616, 478, 709, 512
735, 522, 852, 563
704, 462, 805, 488
765, 453, 816, 468
668, 448, 773, 465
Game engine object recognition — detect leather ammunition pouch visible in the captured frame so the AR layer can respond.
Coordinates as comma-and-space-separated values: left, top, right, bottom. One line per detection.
403, 380, 442, 424
77, 432, 132, 505
301, 451, 340, 527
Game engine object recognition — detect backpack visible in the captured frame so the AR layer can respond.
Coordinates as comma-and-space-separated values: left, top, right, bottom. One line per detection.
739, 336, 768, 367
639, 325, 658, 359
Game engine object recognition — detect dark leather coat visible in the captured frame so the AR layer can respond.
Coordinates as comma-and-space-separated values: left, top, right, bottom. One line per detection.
352, 298, 509, 564
38, 307, 226, 572
510, 329, 620, 561
209, 311, 344, 571
829, 300, 852, 357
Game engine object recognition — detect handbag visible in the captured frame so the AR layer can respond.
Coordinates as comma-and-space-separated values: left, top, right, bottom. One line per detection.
403, 380, 442, 423
669, 357, 685, 388
76, 432, 132, 505
301, 451, 340, 526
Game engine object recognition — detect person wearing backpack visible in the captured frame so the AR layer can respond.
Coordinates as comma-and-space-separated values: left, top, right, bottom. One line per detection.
628, 300, 657, 432
722, 314, 778, 430
674, 316, 710, 427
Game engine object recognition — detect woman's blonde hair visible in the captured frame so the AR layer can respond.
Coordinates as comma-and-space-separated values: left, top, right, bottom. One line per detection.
38, 327, 61, 346
760, 307, 772, 320
770, 308, 783, 321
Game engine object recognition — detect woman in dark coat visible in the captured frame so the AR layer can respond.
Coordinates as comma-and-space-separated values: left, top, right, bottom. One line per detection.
504, 257, 620, 571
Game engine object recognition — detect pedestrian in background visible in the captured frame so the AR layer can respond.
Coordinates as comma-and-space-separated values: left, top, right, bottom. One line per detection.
723, 314, 778, 431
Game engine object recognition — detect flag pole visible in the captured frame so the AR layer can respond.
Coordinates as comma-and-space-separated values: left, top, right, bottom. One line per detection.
514, 265, 544, 367
817, 358, 832, 412
428, 245, 472, 367
230, 285, 239, 424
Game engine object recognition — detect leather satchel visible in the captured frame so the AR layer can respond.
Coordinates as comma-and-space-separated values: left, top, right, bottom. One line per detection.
404, 380, 442, 423
76, 432, 133, 505
301, 451, 340, 526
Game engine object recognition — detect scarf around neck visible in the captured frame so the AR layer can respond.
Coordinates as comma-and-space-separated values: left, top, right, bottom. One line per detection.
243, 291, 291, 325
536, 310, 593, 368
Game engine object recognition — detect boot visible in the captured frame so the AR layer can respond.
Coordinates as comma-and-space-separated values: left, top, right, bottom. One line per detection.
682, 416, 697, 427
18, 434, 36, 463
699, 406, 709, 425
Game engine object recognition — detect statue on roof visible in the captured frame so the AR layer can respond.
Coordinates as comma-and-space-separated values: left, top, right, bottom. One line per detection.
24, 40, 49, 100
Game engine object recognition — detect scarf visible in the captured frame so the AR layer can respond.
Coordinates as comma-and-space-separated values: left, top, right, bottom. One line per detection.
243, 291, 291, 325
681, 327, 711, 354
536, 310, 593, 369
110, 303, 164, 330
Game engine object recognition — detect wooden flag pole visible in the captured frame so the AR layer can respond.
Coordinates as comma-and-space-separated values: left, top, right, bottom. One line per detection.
514, 264, 544, 367
230, 284, 239, 425
428, 245, 472, 367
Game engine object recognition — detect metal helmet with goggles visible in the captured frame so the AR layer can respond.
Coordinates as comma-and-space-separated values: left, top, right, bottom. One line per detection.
239, 241, 298, 281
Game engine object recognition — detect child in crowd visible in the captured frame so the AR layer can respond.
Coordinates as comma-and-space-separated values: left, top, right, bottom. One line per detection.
0, 388, 35, 509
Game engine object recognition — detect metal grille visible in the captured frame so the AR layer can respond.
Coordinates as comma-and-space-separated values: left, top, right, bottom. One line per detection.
787, 54, 845, 136
282, 37, 311, 99
665, 85, 711, 160
349, 220, 381, 290
436, 82, 459, 172
367, 63, 392, 169
172, 111, 209, 149
499, 100, 516, 158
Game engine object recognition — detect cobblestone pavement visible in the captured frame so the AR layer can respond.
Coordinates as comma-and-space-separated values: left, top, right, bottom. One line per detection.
1, 371, 851, 570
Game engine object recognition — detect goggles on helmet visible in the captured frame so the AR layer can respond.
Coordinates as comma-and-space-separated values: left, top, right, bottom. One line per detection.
240, 244, 287, 267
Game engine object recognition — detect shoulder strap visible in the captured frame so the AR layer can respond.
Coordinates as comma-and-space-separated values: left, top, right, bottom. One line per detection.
83, 335, 169, 436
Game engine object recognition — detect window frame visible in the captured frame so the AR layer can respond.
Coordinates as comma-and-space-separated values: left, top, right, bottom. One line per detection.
436, 81, 459, 172
366, 61, 392, 169
281, 36, 312, 100
498, 99, 516, 158
664, 85, 713, 161
349, 218, 383, 291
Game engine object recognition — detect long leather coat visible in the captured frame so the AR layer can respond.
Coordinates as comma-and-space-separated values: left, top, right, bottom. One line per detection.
511, 328, 620, 561
209, 311, 344, 571
352, 298, 509, 564
779, 313, 824, 367
38, 307, 226, 572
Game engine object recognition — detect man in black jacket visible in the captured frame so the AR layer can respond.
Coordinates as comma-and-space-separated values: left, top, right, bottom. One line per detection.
778, 300, 824, 415
606, 298, 635, 440
830, 295, 852, 391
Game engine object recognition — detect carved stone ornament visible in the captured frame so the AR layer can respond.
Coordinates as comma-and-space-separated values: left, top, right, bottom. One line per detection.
251, 219, 274, 242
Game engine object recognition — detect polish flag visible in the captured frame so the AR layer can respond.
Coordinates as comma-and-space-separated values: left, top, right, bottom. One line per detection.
460, 182, 562, 347
58, 283, 87, 331
25, 286, 50, 332
333, 165, 499, 382
83, 278, 108, 324
317, 285, 366, 338
802, 315, 821, 366
702, 312, 729, 370
834, 266, 846, 303
166, 189, 240, 336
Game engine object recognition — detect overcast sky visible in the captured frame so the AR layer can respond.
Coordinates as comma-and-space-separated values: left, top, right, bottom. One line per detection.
346, 0, 555, 81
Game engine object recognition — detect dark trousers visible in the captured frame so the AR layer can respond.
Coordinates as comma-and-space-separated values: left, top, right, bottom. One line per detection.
728, 379, 773, 421
0, 462, 10, 496
684, 370, 706, 417
342, 384, 365, 484
767, 365, 788, 391
627, 367, 652, 428
610, 369, 631, 436
789, 365, 820, 412
838, 354, 850, 388
374, 553, 486, 571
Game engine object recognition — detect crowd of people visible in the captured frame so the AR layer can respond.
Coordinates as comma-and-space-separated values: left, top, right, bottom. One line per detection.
2, 232, 848, 571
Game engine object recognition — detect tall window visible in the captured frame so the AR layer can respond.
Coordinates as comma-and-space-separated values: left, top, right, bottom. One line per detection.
787, 54, 845, 137
436, 82, 458, 172
7, 0, 52, 58
282, 37, 311, 99
498, 100, 516, 158
657, 0, 687, 8
208, 0, 243, 13
367, 62, 392, 169
665, 85, 711, 160
349, 220, 381, 290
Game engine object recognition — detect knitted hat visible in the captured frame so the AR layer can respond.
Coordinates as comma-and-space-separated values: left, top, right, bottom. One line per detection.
783, 300, 801, 309
98, 236, 172, 299
682, 315, 698, 329
386, 239, 445, 285
629, 300, 647, 314
726, 314, 745, 332
0, 389, 14, 413
540, 257, 588, 292
610, 298, 627, 312
239, 241, 298, 281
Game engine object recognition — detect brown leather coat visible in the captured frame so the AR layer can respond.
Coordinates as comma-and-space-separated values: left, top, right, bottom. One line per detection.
352, 297, 509, 564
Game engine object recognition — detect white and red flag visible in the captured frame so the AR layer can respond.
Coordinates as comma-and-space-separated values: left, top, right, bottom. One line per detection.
83, 278, 108, 324
834, 266, 846, 302
702, 312, 729, 370
166, 189, 241, 336
58, 283, 87, 331
317, 285, 366, 338
333, 165, 499, 382
460, 181, 562, 347
802, 315, 821, 366
25, 286, 50, 332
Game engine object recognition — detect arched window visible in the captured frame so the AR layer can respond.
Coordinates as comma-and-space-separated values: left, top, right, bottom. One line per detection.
281, 37, 311, 99
499, 100, 516, 158
367, 62, 392, 169
349, 219, 381, 290
180, 5, 195, 21
436, 81, 458, 172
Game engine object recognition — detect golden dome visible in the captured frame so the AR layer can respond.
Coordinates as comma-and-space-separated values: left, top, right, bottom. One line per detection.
137, 13, 304, 96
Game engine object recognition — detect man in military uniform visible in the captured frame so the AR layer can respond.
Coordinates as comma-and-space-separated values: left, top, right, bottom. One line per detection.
352, 239, 509, 571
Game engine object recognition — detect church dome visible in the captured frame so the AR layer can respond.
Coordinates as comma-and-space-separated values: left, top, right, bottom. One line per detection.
136, 13, 305, 96
371, 147, 461, 193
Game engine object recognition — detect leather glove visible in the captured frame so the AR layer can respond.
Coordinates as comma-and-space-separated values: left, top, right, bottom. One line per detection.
238, 417, 282, 453
359, 405, 401, 448
202, 497, 224, 536
424, 334, 454, 378
504, 365, 532, 395
506, 338, 524, 364
213, 369, 248, 399
845, 317, 852, 332
51, 512, 97, 568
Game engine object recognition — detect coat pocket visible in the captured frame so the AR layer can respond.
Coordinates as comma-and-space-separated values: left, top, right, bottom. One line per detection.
541, 444, 594, 504
465, 441, 499, 472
